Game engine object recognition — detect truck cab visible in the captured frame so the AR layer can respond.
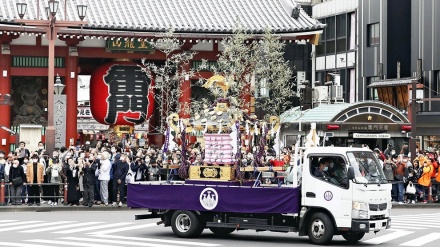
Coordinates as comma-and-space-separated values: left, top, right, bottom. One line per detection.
299, 147, 391, 244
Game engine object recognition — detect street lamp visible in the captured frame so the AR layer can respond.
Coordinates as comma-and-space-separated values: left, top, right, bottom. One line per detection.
54, 75, 65, 95
15, 0, 88, 154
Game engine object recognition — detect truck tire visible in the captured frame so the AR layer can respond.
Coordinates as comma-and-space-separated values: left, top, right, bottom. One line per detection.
171, 210, 204, 238
307, 212, 334, 245
342, 232, 365, 244
209, 227, 235, 236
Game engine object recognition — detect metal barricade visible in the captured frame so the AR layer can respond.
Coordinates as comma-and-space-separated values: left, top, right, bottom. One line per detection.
0, 178, 68, 206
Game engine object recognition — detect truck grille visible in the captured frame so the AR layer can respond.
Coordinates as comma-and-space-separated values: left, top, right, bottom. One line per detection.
370, 215, 386, 220
369, 203, 387, 211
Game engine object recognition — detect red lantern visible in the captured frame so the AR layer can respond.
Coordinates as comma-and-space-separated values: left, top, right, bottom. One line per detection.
90, 61, 155, 126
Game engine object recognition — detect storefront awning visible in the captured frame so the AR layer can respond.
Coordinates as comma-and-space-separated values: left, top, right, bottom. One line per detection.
367, 77, 419, 88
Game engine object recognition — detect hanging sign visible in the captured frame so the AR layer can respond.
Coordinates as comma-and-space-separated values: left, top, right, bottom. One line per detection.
90, 61, 155, 126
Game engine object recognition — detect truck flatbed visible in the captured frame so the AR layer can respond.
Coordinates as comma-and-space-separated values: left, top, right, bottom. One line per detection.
127, 182, 301, 214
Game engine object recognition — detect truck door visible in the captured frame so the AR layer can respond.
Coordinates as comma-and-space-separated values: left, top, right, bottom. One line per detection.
302, 155, 353, 228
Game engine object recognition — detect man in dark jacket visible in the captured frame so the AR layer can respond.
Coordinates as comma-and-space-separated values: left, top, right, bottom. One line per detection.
82, 159, 97, 207
112, 153, 129, 207
9, 160, 26, 205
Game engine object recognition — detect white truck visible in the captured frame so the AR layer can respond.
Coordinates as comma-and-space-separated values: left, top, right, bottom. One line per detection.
128, 146, 392, 245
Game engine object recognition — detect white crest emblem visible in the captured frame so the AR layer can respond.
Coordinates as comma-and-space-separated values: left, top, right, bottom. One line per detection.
199, 188, 218, 210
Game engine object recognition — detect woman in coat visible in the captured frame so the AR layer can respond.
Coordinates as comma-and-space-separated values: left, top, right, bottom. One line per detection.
9, 160, 26, 205
66, 158, 80, 206
46, 158, 62, 206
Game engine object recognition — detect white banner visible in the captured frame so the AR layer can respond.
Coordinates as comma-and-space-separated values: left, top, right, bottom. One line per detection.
353, 133, 391, 139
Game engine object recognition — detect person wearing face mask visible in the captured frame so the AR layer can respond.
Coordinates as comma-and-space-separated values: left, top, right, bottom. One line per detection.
9, 160, 26, 205
129, 156, 146, 182
112, 153, 129, 207
26, 153, 44, 206
15, 141, 30, 165
314, 158, 331, 178
148, 158, 160, 181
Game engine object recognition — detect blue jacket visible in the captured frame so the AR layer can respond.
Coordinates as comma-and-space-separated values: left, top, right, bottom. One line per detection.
112, 160, 129, 181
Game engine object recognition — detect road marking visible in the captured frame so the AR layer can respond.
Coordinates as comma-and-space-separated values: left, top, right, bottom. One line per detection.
0, 242, 50, 247
400, 232, 440, 246
88, 223, 157, 235
62, 236, 219, 247
392, 221, 440, 227
362, 230, 413, 245
90, 234, 221, 246
0, 221, 74, 232
390, 225, 428, 230
0, 221, 42, 228
24, 239, 112, 247
21, 222, 103, 233
53, 222, 133, 234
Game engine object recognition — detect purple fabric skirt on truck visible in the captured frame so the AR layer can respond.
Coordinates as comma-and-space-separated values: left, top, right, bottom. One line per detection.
127, 182, 301, 214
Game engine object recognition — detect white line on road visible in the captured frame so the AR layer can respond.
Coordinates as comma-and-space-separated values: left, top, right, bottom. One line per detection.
0, 242, 51, 247
400, 232, 440, 246
21, 222, 103, 233
362, 230, 413, 245
62, 236, 218, 247
0, 220, 18, 223
89, 234, 221, 246
389, 226, 428, 230
24, 239, 114, 247
0, 221, 74, 232
0, 221, 42, 228
53, 222, 133, 234
87, 223, 157, 235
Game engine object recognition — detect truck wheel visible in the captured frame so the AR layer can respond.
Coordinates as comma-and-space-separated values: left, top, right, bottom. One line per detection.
209, 227, 235, 236
342, 232, 365, 244
171, 210, 203, 238
307, 212, 334, 245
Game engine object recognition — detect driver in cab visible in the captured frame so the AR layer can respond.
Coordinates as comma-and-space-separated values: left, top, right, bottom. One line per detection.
314, 158, 332, 178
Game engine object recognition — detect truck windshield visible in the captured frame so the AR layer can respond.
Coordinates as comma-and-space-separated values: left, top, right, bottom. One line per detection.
347, 151, 387, 184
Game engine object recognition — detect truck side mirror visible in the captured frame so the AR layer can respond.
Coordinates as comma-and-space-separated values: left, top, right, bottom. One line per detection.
347, 166, 355, 180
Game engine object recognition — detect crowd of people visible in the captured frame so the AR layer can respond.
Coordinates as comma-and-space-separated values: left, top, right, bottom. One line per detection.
0, 140, 168, 207
375, 144, 440, 204
1, 139, 440, 206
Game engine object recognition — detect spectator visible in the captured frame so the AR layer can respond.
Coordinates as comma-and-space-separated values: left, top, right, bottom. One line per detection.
66, 158, 80, 206
16, 141, 30, 165
418, 157, 433, 203
82, 156, 97, 207
393, 155, 406, 204
131, 156, 147, 182
46, 157, 62, 206
9, 160, 26, 205
26, 153, 44, 206
98, 151, 111, 206
112, 153, 129, 207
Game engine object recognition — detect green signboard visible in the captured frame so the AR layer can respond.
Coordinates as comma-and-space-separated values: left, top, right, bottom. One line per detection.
106, 39, 153, 53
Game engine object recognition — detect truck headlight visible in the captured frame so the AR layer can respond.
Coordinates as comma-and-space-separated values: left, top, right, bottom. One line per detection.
352, 202, 369, 219
352, 201, 369, 211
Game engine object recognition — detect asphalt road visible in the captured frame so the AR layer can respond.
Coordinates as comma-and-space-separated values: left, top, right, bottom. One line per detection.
0, 208, 438, 247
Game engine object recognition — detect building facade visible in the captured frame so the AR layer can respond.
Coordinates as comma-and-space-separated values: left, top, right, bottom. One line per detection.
0, 0, 324, 153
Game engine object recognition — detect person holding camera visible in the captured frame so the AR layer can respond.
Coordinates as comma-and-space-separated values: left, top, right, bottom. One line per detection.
131, 156, 147, 182
82, 157, 97, 207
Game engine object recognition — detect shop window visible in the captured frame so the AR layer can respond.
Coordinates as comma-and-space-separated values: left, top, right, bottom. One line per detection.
367, 23, 380, 47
